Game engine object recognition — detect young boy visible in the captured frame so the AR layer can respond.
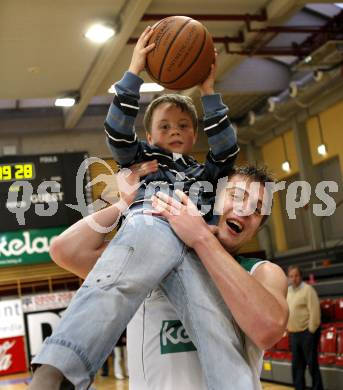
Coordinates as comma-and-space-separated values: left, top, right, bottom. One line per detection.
104, 26, 238, 214
30, 27, 253, 390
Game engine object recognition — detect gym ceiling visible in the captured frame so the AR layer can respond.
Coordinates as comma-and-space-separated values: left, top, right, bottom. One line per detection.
1, 0, 342, 145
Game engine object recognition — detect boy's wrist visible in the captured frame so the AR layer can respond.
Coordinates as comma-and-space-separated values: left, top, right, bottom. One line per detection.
121, 71, 145, 92
128, 65, 142, 76
201, 93, 225, 113
200, 87, 215, 97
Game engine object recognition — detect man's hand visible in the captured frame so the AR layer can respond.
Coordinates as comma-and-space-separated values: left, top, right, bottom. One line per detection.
149, 189, 213, 248
128, 26, 155, 76
199, 49, 217, 96
117, 160, 158, 206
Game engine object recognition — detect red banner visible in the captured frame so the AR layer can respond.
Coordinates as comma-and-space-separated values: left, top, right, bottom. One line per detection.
0, 336, 27, 376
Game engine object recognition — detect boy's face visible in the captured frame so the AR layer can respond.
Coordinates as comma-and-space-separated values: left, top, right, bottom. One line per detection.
216, 175, 266, 254
147, 103, 197, 155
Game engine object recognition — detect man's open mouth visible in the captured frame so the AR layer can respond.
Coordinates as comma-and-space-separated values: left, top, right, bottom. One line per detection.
226, 219, 243, 234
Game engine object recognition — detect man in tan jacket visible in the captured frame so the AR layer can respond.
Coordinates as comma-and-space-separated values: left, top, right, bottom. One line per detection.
287, 265, 323, 390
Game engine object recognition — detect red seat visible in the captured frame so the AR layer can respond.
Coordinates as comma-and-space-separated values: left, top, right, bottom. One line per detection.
271, 350, 292, 361
336, 356, 343, 367
322, 322, 343, 329
321, 299, 335, 323
319, 355, 336, 365
337, 330, 343, 354
263, 350, 273, 359
320, 327, 337, 353
335, 329, 343, 367
335, 298, 343, 321
321, 322, 334, 329
274, 333, 289, 351
334, 322, 343, 329
283, 351, 292, 361
271, 350, 288, 360
319, 327, 337, 366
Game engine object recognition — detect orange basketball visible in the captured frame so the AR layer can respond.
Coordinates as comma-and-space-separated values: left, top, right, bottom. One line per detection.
146, 16, 214, 90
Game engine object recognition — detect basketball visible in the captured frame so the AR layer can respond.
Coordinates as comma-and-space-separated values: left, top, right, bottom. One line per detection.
146, 16, 214, 90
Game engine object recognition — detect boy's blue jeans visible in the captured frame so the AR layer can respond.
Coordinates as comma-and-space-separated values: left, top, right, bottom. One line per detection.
32, 212, 254, 389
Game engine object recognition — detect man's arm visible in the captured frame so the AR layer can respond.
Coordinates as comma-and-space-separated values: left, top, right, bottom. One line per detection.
50, 160, 158, 278
307, 286, 321, 333
191, 233, 288, 350
50, 203, 122, 279
150, 190, 289, 350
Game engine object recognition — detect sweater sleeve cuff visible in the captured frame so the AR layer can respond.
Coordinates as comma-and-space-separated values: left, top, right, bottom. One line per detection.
119, 71, 145, 93
201, 93, 225, 113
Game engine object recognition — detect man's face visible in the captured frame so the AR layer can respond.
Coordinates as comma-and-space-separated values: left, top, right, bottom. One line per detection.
147, 103, 197, 155
216, 175, 266, 253
288, 268, 302, 288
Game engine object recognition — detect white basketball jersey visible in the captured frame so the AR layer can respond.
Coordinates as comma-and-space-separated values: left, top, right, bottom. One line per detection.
127, 262, 268, 390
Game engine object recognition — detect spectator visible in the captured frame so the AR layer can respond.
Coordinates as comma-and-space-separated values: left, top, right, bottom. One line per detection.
113, 330, 128, 380
100, 331, 128, 379
287, 265, 323, 390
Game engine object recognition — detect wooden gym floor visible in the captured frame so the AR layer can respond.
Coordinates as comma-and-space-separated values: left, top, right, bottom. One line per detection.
0, 372, 293, 390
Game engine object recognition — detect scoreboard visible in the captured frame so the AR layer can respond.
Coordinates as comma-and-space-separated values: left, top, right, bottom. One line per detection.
0, 152, 92, 232
0, 163, 35, 182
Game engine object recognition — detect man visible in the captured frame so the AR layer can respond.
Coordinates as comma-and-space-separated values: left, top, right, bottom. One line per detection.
32, 164, 288, 390
129, 165, 289, 390
287, 265, 323, 390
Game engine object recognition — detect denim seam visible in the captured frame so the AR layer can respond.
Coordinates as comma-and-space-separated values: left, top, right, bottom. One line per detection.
83, 246, 134, 290
45, 337, 95, 376
162, 258, 213, 390
106, 246, 134, 287
174, 242, 188, 267
109, 220, 183, 289
141, 300, 147, 382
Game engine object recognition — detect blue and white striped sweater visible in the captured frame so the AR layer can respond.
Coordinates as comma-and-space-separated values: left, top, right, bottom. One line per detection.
104, 71, 239, 218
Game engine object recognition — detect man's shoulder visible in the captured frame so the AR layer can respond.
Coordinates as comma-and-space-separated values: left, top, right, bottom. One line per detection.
235, 255, 267, 273
288, 282, 309, 294
243, 259, 287, 292
303, 282, 317, 294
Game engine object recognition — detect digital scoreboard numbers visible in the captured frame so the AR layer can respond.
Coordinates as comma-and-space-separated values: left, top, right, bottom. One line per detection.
0, 153, 91, 232
0, 163, 35, 181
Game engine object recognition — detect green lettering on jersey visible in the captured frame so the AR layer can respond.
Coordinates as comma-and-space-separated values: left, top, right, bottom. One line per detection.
160, 320, 197, 354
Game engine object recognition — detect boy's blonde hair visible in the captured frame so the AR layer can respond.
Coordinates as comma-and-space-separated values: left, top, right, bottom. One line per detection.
143, 94, 198, 133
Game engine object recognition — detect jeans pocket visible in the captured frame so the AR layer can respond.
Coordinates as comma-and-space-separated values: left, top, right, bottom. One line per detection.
83, 245, 134, 289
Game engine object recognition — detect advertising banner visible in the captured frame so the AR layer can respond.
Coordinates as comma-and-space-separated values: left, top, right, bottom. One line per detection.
21, 291, 75, 312
0, 226, 66, 267
0, 299, 25, 338
0, 336, 27, 376
0, 300, 27, 376
22, 292, 75, 361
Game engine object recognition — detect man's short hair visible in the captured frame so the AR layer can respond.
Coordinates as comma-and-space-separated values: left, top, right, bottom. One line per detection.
228, 165, 275, 225
143, 94, 198, 133
227, 165, 275, 186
